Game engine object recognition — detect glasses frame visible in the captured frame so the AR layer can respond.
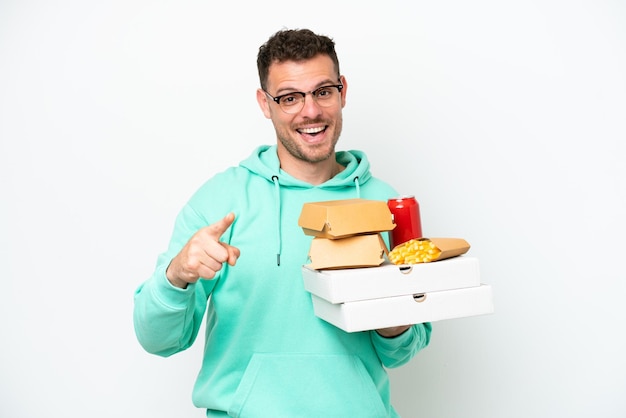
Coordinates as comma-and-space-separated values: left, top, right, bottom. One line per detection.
264, 83, 344, 114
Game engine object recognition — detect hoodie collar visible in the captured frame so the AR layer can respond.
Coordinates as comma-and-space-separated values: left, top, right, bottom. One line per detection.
240, 145, 372, 188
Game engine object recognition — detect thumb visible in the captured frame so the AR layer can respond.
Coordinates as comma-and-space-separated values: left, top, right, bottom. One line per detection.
223, 243, 240, 266
207, 212, 235, 240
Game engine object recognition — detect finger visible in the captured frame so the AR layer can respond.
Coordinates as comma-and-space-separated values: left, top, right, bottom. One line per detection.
198, 243, 237, 279
196, 258, 223, 279
190, 241, 226, 278
206, 212, 236, 240
203, 239, 230, 264
222, 243, 240, 266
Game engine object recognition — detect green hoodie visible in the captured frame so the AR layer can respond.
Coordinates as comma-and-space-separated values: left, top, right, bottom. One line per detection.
134, 145, 432, 417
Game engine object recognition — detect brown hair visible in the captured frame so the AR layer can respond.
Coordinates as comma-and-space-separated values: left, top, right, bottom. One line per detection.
257, 29, 341, 90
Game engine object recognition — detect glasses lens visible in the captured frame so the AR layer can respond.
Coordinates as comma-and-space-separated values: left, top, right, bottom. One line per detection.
278, 93, 304, 114
313, 86, 339, 106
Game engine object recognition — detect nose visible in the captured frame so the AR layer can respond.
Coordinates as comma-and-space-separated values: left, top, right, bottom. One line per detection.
299, 93, 323, 118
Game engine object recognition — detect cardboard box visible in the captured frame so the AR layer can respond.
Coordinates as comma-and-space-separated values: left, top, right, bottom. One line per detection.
310, 284, 494, 332
388, 237, 471, 263
298, 198, 395, 239
307, 233, 387, 270
427, 238, 471, 260
303, 256, 481, 303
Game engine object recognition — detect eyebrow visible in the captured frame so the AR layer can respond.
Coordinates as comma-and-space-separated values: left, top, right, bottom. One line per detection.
274, 79, 338, 96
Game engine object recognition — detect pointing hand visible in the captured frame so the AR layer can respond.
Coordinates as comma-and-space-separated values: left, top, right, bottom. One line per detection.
166, 213, 240, 288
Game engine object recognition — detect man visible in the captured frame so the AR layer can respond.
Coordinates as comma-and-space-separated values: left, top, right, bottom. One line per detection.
133, 28, 432, 417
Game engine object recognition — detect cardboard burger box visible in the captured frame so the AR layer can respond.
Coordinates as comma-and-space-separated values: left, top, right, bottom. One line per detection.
299, 198, 395, 269
298, 198, 395, 240
307, 233, 388, 270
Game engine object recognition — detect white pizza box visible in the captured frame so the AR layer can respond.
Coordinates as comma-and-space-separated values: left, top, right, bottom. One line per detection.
310, 284, 494, 332
302, 256, 481, 304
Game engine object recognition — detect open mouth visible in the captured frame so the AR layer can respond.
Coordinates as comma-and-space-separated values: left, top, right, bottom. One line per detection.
297, 126, 327, 136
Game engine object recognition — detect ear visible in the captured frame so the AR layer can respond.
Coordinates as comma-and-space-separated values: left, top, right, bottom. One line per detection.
256, 88, 272, 119
339, 75, 347, 108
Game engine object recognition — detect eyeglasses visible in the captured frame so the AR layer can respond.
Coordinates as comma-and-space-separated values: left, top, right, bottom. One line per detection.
264, 84, 344, 114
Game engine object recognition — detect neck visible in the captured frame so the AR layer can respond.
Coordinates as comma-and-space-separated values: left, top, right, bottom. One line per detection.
278, 151, 343, 185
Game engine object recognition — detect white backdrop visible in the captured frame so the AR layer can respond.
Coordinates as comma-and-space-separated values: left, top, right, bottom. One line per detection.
1, 1, 625, 417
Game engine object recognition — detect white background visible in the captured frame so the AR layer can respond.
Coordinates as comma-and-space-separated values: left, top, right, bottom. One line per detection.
1, 1, 625, 417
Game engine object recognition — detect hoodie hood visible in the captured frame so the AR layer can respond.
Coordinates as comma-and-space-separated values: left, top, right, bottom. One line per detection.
239, 145, 372, 190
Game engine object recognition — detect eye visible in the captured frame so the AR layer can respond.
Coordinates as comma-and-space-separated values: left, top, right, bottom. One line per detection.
279, 93, 301, 106
316, 87, 333, 98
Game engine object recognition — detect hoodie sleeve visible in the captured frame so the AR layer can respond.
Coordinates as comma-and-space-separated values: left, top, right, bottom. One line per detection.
369, 322, 432, 368
133, 202, 218, 357
133, 267, 212, 357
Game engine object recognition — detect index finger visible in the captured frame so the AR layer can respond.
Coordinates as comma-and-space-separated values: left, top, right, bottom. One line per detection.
206, 212, 235, 240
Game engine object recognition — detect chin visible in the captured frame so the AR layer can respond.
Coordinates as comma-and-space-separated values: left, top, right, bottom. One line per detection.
302, 144, 336, 163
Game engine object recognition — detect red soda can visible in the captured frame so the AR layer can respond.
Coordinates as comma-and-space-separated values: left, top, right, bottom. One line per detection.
387, 196, 423, 250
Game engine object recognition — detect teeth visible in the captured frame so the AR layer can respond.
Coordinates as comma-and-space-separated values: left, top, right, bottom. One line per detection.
299, 126, 325, 134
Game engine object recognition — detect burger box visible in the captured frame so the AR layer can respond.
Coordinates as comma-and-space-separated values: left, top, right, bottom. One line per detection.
309, 284, 494, 332
302, 255, 482, 303
298, 198, 395, 239
306, 233, 388, 270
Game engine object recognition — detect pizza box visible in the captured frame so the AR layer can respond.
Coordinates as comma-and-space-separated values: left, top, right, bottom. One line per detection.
310, 284, 494, 332
302, 256, 481, 303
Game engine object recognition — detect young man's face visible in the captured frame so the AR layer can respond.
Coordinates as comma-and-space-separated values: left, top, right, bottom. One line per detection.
257, 54, 347, 165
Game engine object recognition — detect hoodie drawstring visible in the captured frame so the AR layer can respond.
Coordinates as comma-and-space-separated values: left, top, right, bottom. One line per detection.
271, 175, 282, 266
270, 175, 360, 267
